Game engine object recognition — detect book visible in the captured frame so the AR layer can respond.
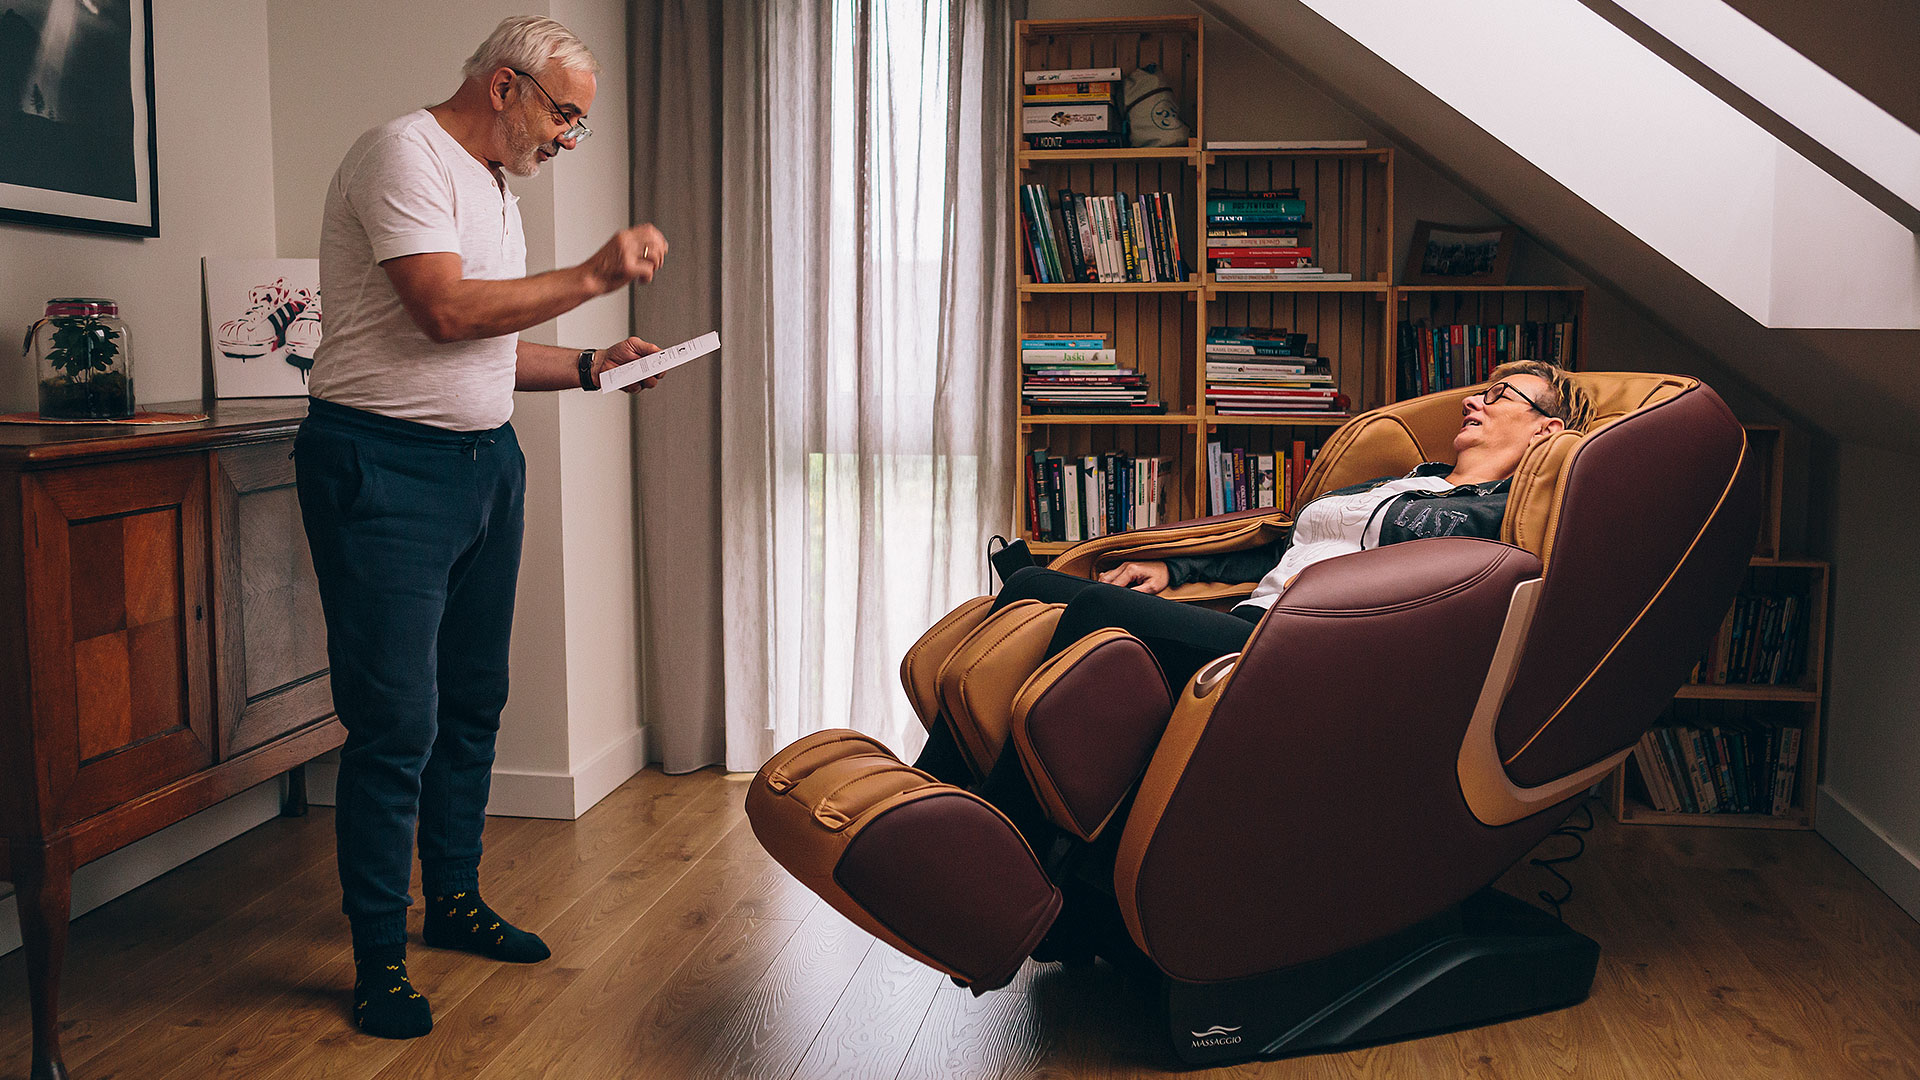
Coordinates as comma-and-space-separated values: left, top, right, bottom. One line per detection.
1208, 225, 1313, 237
1206, 139, 1367, 150
1021, 348, 1116, 365
1023, 104, 1117, 134
1025, 67, 1123, 84
1026, 132, 1127, 150
1206, 237, 1305, 249
1208, 198, 1307, 216
1208, 213, 1308, 225
1023, 90, 1118, 104
597, 331, 721, 393
1020, 336, 1105, 349
1029, 80, 1117, 96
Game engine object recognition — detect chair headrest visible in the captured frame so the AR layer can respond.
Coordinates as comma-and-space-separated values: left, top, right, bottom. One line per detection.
1298, 373, 1700, 566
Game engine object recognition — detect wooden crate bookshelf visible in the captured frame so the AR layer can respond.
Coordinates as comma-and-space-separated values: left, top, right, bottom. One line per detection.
1204, 149, 1394, 286
1390, 286, 1587, 402
1605, 425, 1826, 830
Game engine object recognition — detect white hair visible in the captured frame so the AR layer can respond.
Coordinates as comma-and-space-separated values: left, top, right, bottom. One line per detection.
462, 16, 599, 81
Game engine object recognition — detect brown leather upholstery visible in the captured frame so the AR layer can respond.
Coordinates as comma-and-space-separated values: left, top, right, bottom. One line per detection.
1010, 629, 1175, 841
1114, 539, 1546, 981
745, 729, 1061, 990
1494, 385, 1759, 785
935, 600, 1065, 778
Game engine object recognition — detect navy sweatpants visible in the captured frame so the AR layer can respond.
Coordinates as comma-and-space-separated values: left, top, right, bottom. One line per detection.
294, 398, 525, 950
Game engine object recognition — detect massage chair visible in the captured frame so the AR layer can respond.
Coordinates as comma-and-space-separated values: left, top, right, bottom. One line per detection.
746, 372, 1761, 1065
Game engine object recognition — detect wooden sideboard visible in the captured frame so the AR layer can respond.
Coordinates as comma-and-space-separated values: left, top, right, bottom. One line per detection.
0, 400, 343, 1080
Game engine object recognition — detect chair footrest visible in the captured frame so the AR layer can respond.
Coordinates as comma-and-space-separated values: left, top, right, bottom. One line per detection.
746, 729, 1063, 991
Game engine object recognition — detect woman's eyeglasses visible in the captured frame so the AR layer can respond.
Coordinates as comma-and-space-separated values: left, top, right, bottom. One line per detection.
1482, 380, 1550, 417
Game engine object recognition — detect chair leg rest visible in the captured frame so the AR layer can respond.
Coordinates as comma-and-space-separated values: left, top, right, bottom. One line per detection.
1159, 888, 1599, 1066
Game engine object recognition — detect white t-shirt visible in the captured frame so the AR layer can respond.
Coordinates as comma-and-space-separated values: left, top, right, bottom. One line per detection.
1236, 473, 1456, 612
309, 109, 526, 431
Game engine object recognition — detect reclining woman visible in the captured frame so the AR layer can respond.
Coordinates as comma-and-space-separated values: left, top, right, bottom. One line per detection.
990, 360, 1594, 696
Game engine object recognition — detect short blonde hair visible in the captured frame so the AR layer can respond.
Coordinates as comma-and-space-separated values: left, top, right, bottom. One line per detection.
462, 16, 599, 82
1488, 360, 1594, 433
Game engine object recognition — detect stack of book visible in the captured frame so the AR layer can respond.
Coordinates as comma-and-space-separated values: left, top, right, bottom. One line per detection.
1688, 587, 1810, 687
1020, 334, 1163, 415
1026, 450, 1175, 542
1021, 67, 1126, 150
1204, 326, 1345, 417
1205, 439, 1310, 515
1206, 188, 1350, 283
1396, 319, 1578, 398
1019, 184, 1187, 283
1630, 718, 1803, 816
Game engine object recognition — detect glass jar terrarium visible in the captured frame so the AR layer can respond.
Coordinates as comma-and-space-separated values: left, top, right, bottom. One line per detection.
27, 298, 135, 420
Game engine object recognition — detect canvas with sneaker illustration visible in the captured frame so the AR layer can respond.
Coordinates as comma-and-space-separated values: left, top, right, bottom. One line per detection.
204, 257, 322, 398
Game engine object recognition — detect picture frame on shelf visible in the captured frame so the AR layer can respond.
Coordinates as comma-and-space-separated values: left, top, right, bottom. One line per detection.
0, 0, 160, 237
1403, 221, 1514, 285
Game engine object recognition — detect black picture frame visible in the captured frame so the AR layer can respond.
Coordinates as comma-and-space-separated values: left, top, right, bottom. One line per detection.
0, 0, 160, 237
1403, 220, 1514, 286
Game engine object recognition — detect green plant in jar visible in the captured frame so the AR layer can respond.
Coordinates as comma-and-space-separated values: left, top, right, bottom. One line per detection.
28, 298, 136, 420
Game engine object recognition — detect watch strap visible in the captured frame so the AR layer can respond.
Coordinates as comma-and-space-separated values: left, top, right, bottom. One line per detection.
577, 348, 597, 391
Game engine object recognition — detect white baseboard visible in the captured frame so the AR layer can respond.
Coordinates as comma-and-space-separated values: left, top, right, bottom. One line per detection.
0, 781, 286, 959
303, 730, 648, 822
1817, 785, 1920, 923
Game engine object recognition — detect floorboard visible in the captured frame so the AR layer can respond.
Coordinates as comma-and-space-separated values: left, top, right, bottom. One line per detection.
3, 775, 1918, 1080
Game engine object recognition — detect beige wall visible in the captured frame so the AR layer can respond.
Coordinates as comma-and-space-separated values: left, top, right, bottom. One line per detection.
0, 0, 288, 951
1820, 441, 1920, 920
0, 0, 279, 411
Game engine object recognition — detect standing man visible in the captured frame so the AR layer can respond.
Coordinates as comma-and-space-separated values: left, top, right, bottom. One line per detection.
296, 15, 666, 1039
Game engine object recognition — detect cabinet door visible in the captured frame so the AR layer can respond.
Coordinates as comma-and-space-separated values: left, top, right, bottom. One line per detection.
212, 440, 334, 758
25, 454, 215, 826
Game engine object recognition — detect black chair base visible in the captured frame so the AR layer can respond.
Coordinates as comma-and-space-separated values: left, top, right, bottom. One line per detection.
1161, 888, 1599, 1066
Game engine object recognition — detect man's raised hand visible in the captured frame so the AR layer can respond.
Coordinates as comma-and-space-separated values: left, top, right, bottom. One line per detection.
583, 224, 669, 294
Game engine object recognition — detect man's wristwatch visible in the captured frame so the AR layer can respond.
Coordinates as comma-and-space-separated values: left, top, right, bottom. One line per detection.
577, 349, 597, 391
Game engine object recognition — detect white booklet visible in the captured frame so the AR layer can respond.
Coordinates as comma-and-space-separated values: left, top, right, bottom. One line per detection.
597, 331, 721, 393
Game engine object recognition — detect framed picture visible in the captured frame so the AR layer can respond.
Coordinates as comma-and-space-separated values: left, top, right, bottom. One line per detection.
1403, 221, 1515, 286
204, 258, 322, 398
0, 0, 159, 237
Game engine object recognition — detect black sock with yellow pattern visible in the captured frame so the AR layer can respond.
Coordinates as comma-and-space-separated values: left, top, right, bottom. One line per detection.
422, 889, 551, 963
352, 944, 432, 1039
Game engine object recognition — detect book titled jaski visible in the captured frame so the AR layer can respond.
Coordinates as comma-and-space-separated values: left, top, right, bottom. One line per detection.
1026, 449, 1174, 543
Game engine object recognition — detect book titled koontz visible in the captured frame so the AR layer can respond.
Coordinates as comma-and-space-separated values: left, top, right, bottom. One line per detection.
1022, 104, 1115, 134
1024, 67, 1122, 84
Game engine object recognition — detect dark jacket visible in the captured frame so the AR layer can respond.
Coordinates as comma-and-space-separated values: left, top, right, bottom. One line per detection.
1163, 463, 1513, 588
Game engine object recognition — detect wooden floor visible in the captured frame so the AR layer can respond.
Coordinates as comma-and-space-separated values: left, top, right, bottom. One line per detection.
4, 767, 1919, 1080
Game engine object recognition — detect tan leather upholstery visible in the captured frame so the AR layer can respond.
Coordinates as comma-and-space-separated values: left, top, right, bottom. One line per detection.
935, 600, 1065, 778
900, 595, 995, 730
745, 729, 1062, 991
1045, 508, 1293, 604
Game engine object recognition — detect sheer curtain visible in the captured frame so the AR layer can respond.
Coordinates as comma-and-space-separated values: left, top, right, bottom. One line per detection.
717, 0, 1019, 771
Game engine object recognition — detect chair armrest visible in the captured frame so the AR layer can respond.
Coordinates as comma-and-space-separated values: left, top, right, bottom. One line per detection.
1113, 538, 1558, 982
1046, 508, 1292, 604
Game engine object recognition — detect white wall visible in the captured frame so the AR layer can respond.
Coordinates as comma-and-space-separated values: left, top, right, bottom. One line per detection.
1819, 441, 1920, 921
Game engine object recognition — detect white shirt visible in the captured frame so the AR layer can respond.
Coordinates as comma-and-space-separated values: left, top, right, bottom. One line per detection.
309, 110, 527, 431
1236, 473, 1456, 612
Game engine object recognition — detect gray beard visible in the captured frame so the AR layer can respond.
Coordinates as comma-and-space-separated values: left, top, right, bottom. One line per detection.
501, 110, 545, 178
